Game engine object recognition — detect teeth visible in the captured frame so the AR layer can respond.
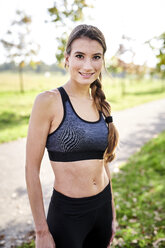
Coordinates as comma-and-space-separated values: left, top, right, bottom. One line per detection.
80, 73, 93, 76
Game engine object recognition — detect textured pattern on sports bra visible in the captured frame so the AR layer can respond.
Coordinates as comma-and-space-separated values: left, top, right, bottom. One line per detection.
46, 86, 109, 162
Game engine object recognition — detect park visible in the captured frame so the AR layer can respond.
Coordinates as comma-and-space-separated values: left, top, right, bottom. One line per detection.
0, 0, 165, 247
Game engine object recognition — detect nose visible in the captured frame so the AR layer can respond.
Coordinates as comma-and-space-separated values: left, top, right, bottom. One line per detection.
82, 58, 93, 72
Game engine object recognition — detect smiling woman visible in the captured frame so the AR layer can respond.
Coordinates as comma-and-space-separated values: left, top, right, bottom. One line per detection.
65, 37, 103, 83
25, 24, 119, 248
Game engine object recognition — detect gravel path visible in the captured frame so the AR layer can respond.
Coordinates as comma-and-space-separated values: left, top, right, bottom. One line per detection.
0, 98, 165, 247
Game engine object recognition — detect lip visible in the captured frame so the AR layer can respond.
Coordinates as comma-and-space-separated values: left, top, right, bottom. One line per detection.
79, 72, 95, 79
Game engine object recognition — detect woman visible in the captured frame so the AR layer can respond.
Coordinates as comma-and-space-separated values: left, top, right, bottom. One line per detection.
25, 24, 119, 248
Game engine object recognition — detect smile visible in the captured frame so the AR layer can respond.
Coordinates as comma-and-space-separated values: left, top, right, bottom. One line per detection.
79, 72, 95, 78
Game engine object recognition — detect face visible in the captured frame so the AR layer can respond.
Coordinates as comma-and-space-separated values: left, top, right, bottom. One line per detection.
65, 37, 104, 86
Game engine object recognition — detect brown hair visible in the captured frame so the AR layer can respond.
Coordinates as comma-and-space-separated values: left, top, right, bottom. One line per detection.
65, 24, 119, 164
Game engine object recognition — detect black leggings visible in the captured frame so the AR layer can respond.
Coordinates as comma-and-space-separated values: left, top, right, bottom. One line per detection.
47, 181, 113, 248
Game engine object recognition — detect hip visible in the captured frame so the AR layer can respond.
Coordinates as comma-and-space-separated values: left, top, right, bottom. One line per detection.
50, 180, 112, 214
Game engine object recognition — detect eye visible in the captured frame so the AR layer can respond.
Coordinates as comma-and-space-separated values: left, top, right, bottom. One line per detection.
75, 54, 84, 59
93, 55, 101, 60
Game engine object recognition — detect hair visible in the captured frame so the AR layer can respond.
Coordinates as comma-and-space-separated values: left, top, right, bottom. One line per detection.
65, 24, 119, 164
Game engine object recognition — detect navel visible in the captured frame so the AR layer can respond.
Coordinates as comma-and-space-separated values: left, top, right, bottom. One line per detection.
92, 179, 97, 185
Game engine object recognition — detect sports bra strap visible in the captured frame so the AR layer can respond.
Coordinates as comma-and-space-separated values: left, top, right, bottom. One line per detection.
58, 86, 69, 104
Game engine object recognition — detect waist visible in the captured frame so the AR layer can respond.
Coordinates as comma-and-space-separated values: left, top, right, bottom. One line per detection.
50, 181, 111, 214
50, 159, 109, 197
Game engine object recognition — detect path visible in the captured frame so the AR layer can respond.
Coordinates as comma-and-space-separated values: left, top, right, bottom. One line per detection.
0, 98, 165, 247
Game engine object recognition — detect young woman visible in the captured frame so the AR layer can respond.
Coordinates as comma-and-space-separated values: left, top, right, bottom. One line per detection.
25, 24, 119, 248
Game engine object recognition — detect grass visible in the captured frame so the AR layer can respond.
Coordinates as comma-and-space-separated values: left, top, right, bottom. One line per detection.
0, 72, 165, 143
0, 72, 67, 143
111, 131, 165, 247
16, 241, 35, 248
17, 131, 165, 248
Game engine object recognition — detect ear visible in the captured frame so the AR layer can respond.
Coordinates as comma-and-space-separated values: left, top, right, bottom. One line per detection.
64, 52, 69, 67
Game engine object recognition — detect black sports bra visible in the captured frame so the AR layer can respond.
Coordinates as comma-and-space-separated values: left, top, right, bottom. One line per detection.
46, 87, 109, 162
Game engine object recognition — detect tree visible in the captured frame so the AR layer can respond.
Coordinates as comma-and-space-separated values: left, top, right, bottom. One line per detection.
146, 32, 165, 79
47, 0, 93, 66
0, 10, 40, 92
155, 33, 165, 79
108, 35, 148, 77
108, 35, 136, 96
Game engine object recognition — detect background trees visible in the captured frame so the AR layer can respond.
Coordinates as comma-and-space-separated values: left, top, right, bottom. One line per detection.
47, 0, 93, 65
0, 1, 93, 92
149, 32, 165, 79
0, 10, 40, 92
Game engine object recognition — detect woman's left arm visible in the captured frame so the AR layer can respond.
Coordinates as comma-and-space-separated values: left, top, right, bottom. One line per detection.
104, 164, 116, 246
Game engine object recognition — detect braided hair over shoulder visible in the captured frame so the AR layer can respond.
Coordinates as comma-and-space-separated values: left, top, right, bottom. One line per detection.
65, 24, 119, 164
90, 75, 119, 164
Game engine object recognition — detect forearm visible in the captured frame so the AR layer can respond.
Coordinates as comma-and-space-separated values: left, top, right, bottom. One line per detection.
110, 182, 116, 220
105, 164, 116, 220
25, 166, 48, 233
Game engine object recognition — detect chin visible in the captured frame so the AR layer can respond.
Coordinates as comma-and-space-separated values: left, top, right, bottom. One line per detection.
77, 80, 95, 86
77, 77, 97, 85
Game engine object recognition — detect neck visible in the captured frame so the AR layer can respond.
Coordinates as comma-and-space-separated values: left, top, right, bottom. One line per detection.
64, 80, 91, 99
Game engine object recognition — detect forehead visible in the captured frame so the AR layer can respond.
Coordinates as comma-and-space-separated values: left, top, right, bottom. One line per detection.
70, 37, 103, 54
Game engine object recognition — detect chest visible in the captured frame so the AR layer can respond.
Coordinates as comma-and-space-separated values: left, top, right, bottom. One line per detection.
68, 96, 100, 122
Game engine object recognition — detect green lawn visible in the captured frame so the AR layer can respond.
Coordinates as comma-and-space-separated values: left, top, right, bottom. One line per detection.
0, 72, 165, 143
111, 131, 165, 247
17, 131, 165, 248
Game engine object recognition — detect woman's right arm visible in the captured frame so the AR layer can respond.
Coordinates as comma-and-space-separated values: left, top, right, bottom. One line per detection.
25, 92, 55, 248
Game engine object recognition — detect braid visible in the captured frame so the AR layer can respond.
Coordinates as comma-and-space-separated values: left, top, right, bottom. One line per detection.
65, 24, 119, 164
90, 74, 110, 114
90, 75, 119, 164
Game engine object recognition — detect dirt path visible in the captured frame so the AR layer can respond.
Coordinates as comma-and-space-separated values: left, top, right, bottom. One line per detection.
0, 98, 165, 247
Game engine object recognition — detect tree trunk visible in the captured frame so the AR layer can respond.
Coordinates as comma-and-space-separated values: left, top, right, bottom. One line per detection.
161, 78, 165, 91
121, 72, 126, 96
18, 65, 24, 93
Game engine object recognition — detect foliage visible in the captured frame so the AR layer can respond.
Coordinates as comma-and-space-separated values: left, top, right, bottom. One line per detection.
108, 36, 149, 79
0, 10, 40, 92
156, 33, 165, 78
47, 0, 93, 65
146, 32, 165, 79
0, 10, 39, 65
0, 61, 66, 74
55, 33, 68, 67
111, 131, 165, 247
16, 240, 35, 248
108, 58, 149, 80
48, 0, 90, 23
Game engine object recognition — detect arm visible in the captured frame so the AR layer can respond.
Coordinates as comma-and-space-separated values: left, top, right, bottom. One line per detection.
25, 92, 55, 247
104, 164, 116, 220
104, 164, 116, 246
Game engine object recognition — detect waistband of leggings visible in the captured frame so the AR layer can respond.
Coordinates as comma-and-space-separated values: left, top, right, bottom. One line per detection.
51, 181, 111, 211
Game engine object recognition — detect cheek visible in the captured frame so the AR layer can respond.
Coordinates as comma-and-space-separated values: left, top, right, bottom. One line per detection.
69, 60, 82, 72
94, 61, 103, 71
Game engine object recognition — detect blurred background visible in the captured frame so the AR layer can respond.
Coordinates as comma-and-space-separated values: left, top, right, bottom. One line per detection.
0, 0, 165, 143
0, 0, 165, 247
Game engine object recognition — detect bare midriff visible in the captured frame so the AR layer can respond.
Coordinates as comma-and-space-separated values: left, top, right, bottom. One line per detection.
50, 159, 109, 198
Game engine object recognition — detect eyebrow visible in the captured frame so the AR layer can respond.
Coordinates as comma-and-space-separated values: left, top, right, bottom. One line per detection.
74, 51, 103, 56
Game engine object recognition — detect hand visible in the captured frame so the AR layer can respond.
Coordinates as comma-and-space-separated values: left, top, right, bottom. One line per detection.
35, 231, 56, 248
107, 218, 116, 247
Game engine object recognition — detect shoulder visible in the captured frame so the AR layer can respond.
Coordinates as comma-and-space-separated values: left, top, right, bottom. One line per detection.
32, 88, 61, 118
35, 88, 60, 104
34, 88, 61, 109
